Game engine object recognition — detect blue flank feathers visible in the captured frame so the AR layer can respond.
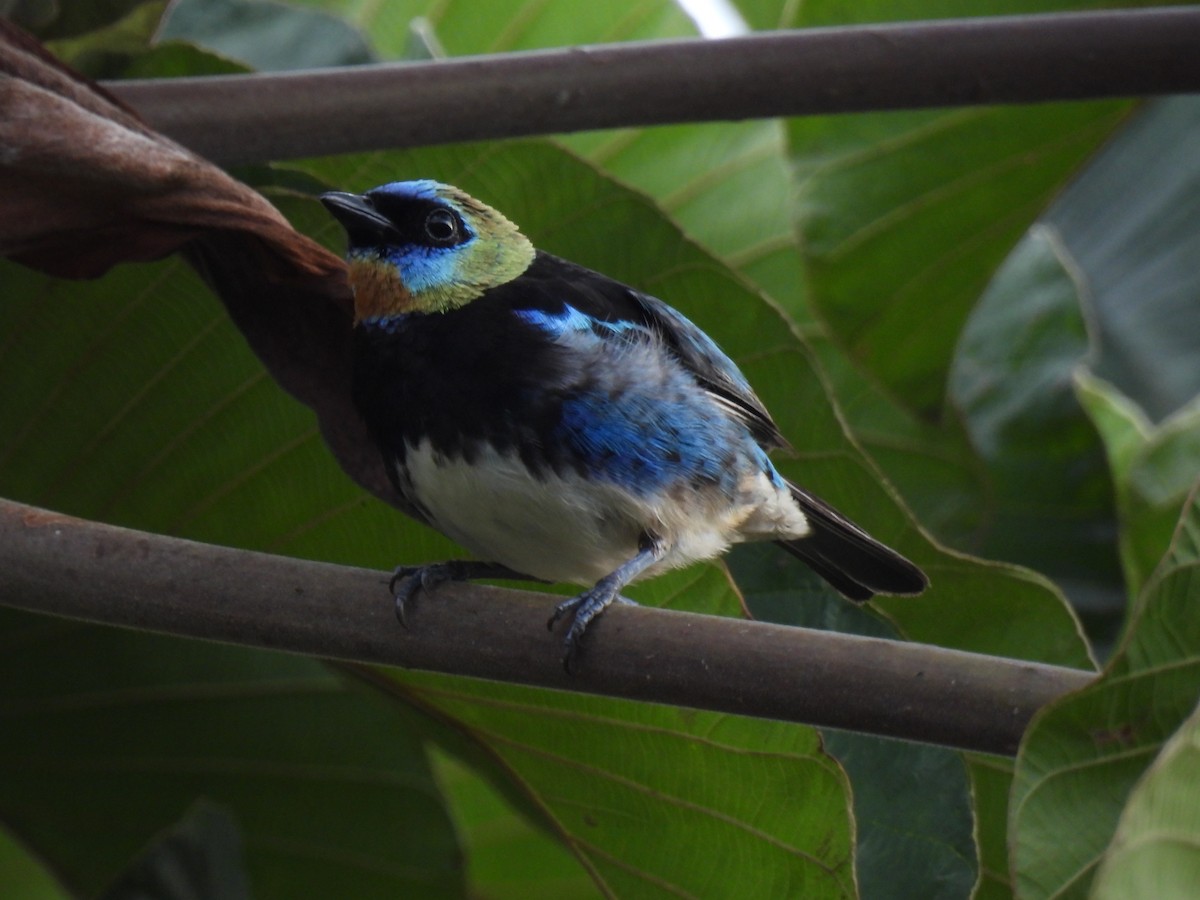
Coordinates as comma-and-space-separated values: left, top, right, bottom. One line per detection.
320, 180, 929, 669
559, 388, 733, 492
517, 303, 771, 492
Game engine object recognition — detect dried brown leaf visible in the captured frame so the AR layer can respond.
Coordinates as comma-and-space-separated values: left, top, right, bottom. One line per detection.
0, 20, 395, 505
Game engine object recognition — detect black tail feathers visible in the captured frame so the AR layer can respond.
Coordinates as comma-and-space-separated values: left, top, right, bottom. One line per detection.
776, 483, 928, 602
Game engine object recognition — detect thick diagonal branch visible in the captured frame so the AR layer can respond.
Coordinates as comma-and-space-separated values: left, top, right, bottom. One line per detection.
0, 497, 1093, 755
109, 8, 1200, 166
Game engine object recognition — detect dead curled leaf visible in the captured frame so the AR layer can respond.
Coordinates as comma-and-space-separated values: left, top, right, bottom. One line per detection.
0, 19, 397, 506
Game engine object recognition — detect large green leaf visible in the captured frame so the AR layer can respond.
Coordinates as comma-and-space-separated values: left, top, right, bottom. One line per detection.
0, 609, 463, 898
791, 100, 1130, 414
949, 225, 1121, 624
808, 340, 989, 547
389, 668, 856, 899
160, 0, 376, 70
1046, 96, 1200, 423
1011, 487, 1200, 898
747, 0, 1137, 413
426, 750, 603, 900
730, 543, 978, 900
1076, 373, 1200, 600
1091, 701, 1200, 900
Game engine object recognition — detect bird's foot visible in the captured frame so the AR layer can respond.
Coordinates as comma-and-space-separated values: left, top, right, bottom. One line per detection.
389, 563, 452, 626
547, 533, 663, 672
389, 561, 533, 626
547, 589, 638, 672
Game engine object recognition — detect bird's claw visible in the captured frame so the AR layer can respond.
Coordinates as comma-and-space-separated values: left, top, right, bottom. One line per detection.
388, 565, 419, 597
545, 597, 573, 632
547, 591, 638, 672
388, 563, 455, 627
389, 567, 419, 627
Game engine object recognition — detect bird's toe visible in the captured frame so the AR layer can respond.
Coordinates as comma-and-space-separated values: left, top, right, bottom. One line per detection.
553, 584, 622, 671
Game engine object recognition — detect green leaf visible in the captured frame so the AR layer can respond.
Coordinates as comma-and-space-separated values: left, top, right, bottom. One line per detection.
1076, 372, 1200, 598
317, 0, 696, 54
100, 803, 250, 900
809, 341, 989, 547
949, 225, 1121, 622
1047, 97, 1200, 423
160, 0, 376, 70
744, 0, 1137, 413
1011, 487, 1200, 899
1091, 702, 1200, 900
0, 610, 463, 898
116, 41, 252, 78
427, 751, 603, 900
731, 543, 978, 899
30, 0, 149, 40
822, 732, 975, 900
0, 825, 70, 900
390, 669, 856, 899
968, 755, 1016, 900
44, 0, 251, 80
791, 100, 1130, 414
0, 255, 445, 569
44, 0, 169, 77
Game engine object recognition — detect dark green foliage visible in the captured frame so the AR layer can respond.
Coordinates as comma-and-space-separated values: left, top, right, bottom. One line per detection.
3, 2, 1200, 898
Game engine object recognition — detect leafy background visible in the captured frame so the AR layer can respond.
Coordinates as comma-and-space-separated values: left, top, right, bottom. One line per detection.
2, 0, 1199, 897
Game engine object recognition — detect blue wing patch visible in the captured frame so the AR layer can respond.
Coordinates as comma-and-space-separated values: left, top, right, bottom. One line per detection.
514, 304, 640, 340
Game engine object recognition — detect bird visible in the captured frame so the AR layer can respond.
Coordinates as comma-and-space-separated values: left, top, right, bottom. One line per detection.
320, 180, 928, 668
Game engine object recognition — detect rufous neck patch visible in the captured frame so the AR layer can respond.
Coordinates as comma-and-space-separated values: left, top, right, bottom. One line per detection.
347, 257, 415, 322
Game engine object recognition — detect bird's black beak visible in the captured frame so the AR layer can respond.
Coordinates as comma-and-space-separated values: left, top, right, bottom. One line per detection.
319, 191, 396, 244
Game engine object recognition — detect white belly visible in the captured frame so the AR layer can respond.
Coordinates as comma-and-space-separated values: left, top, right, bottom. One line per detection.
403, 439, 800, 585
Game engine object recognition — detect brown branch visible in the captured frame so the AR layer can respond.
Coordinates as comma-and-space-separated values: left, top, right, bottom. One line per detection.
106, 8, 1200, 166
0, 497, 1093, 755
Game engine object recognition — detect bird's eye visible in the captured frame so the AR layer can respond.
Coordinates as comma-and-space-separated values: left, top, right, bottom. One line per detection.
424, 209, 458, 243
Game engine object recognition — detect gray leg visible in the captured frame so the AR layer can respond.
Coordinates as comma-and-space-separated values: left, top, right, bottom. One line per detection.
548, 534, 666, 671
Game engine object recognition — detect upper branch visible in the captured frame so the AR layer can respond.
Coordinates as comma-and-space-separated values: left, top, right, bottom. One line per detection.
107, 8, 1200, 166
0, 497, 1093, 756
